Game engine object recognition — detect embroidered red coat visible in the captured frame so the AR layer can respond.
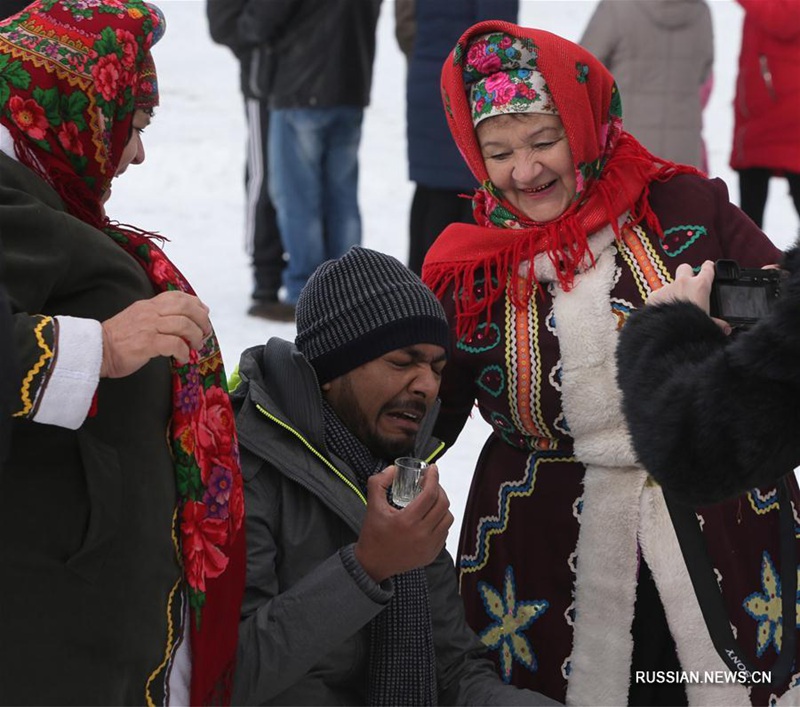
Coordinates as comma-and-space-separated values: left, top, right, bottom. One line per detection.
433, 173, 800, 705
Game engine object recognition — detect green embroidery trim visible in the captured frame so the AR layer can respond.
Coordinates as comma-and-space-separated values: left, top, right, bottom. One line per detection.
661, 225, 708, 256
457, 322, 502, 354
477, 364, 506, 398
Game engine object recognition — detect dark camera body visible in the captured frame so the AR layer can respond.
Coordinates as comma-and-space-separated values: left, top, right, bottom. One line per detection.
709, 259, 784, 329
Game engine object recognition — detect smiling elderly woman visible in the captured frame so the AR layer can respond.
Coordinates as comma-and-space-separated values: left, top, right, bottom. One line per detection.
422, 21, 800, 707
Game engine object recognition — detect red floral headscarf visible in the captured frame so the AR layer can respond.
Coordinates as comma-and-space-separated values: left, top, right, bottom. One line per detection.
422, 22, 701, 337
0, 2, 245, 704
0, 0, 163, 223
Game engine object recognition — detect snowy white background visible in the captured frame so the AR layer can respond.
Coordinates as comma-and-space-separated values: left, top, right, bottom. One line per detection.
111, 0, 800, 557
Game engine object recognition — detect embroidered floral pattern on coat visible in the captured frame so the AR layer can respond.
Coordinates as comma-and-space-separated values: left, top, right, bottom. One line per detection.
478, 565, 549, 682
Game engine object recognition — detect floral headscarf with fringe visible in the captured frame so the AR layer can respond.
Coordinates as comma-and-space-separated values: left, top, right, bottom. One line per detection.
0, 2, 245, 704
422, 22, 701, 338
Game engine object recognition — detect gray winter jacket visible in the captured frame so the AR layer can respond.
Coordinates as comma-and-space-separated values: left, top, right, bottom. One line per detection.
230, 338, 558, 706
580, 0, 713, 169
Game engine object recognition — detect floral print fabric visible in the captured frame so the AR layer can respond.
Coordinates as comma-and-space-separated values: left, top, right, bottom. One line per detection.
465, 33, 558, 127
0, 0, 163, 224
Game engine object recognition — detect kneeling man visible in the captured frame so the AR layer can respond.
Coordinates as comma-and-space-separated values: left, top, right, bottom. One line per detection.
231, 247, 556, 705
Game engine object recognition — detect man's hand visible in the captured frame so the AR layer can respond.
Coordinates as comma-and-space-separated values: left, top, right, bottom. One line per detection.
100, 291, 211, 378
354, 464, 454, 583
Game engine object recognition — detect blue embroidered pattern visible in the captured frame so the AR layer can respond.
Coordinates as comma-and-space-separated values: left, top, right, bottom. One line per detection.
743, 551, 797, 657
460, 449, 573, 573
478, 565, 549, 682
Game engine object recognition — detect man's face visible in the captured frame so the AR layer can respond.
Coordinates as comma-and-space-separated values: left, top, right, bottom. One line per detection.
322, 343, 447, 459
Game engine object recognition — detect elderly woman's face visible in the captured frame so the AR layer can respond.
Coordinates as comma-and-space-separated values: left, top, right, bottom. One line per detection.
477, 113, 576, 223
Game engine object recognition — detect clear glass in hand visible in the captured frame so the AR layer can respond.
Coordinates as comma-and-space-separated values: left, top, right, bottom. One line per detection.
391, 457, 428, 508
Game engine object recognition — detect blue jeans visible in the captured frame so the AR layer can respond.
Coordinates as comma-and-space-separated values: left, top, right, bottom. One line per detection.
268, 107, 363, 304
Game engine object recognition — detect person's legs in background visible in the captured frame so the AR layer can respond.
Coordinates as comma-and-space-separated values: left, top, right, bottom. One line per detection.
408, 185, 474, 275
322, 106, 363, 261
269, 108, 327, 307
244, 98, 286, 318
786, 171, 800, 225
737, 167, 771, 228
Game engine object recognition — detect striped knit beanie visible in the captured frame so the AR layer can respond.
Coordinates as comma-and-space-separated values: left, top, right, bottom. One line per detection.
296, 246, 450, 384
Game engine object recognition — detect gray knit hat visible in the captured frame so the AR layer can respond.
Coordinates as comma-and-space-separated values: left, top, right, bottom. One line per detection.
295, 246, 450, 384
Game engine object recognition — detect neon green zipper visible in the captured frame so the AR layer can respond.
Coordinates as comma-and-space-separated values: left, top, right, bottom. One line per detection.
255, 403, 367, 506
424, 441, 446, 464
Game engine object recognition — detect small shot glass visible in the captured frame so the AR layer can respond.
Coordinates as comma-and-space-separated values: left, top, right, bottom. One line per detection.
391, 457, 428, 508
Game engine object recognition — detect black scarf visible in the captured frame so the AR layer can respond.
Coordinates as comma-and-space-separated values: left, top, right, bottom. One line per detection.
322, 401, 438, 706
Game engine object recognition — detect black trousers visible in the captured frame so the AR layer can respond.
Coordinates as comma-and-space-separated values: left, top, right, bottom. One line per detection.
245, 97, 284, 301
408, 184, 475, 275
737, 167, 800, 229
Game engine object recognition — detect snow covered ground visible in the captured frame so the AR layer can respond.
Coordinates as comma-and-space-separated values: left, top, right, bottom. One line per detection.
111, 0, 800, 556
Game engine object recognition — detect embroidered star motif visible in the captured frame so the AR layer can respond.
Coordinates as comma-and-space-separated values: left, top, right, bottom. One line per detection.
742, 551, 798, 657
478, 565, 549, 682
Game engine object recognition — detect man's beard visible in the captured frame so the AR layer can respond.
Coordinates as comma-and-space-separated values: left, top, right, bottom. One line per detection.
333, 379, 425, 460
371, 434, 415, 461
347, 403, 417, 460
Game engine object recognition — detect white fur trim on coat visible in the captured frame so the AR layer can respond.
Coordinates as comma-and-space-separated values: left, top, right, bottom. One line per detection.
640, 485, 750, 705
549, 226, 750, 705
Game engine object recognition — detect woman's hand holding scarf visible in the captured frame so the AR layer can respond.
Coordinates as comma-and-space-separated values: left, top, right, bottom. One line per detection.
100, 290, 211, 378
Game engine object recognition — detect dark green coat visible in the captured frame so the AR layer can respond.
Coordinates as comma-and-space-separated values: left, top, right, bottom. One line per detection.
0, 152, 184, 705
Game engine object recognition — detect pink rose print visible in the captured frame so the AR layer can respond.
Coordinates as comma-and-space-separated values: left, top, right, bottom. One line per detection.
485, 73, 516, 105
9, 96, 48, 141
115, 28, 138, 69
181, 501, 229, 593
57, 121, 83, 155
194, 385, 236, 480
467, 40, 501, 74
92, 53, 123, 101
152, 254, 175, 282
